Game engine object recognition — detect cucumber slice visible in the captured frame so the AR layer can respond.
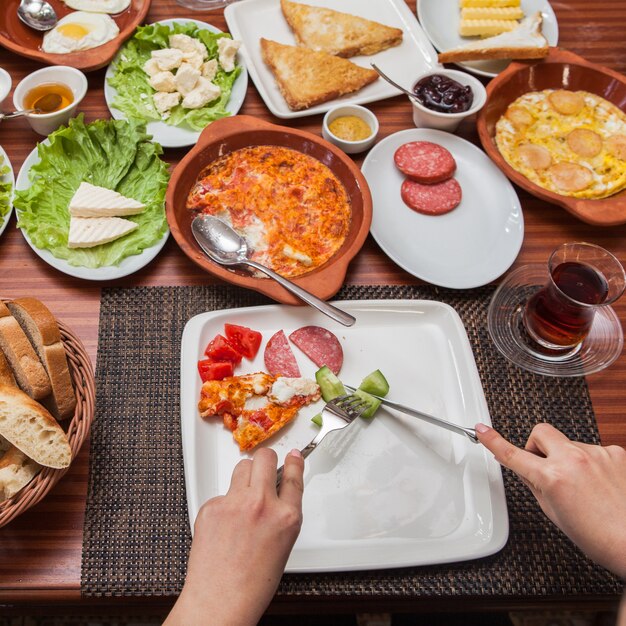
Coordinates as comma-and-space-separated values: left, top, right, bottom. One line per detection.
353, 388, 382, 419
311, 413, 323, 427
315, 365, 346, 402
359, 369, 389, 397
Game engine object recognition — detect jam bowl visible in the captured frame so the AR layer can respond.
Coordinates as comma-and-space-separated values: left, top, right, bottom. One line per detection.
410, 68, 486, 132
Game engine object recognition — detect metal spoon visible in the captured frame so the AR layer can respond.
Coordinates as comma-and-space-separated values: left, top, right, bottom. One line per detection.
0, 108, 39, 122
17, 0, 58, 31
371, 63, 418, 102
32, 92, 63, 112
192, 215, 356, 327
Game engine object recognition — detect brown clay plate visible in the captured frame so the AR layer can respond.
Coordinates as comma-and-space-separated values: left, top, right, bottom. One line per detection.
477, 47, 626, 226
0, 0, 151, 72
166, 115, 372, 306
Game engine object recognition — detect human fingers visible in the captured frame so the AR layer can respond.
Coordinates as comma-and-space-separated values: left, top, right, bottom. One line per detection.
475, 423, 544, 485
525, 423, 570, 456
227, 458, 253, 494
250, 447, 279, 490
278, 449, 304, 509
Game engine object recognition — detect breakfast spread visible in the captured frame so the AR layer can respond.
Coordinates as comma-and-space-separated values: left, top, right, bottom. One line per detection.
42, 11, 119, 54
186, 145, 352, 278
495, 89, 626, 198
413, 74, 474, 114
328, 115, 372, 141
458, 0, 524, 37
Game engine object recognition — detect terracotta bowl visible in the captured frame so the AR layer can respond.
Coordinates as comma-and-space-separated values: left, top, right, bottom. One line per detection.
166, 115, 373, 306
0, 0, 151, 72
477, 47, 626, 227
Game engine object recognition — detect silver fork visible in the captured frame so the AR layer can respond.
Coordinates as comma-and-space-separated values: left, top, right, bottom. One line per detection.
275, 395, 370, 488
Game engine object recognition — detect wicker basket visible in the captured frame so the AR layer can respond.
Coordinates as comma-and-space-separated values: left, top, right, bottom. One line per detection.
0, 317, 95, 528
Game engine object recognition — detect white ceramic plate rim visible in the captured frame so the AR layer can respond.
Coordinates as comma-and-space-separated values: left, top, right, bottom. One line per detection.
416, 0, 559, 78
225, 0, 440, 119
181, 300, 509, 572
104, 18, 248, 149
361, 128, 524, 289
0, 145, 14, 239
15, 142, 169, 281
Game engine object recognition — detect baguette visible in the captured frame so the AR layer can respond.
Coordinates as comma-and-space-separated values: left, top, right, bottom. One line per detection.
280, 0, 402, 58
0, 302, 51, 400
439, 12, 549, 63
7, 298, 76, 421
260, 38, 379, 111
0, 384, 71, 469
0, 435, 41, 501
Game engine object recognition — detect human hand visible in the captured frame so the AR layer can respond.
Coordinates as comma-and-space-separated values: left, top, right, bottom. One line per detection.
476, 422, 626, 579
165, 447, 305, 626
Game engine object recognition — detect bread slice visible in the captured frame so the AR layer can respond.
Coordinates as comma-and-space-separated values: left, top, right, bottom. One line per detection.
280, 0, 403, 57
0, 302, 51, 400
0, 351, 16, 387
0, 384, 71, 469
438, 12, 549, 63
7, 298, 76, 421
0, 435, 41, 501
260, 38, 379, 110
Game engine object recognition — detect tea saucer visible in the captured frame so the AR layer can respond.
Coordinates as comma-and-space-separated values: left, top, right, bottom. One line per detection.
488, 265, 624, 377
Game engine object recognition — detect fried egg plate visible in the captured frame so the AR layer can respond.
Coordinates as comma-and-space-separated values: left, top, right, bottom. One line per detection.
495, 89, 626, 199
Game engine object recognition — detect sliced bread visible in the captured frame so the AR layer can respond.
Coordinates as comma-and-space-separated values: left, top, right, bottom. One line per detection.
0, 351, 16, 387
0, 384, 71, 469
260, 38, 379, 110
0, 435, 41, 501
438, 12, 549, 63
280, 0, 403, 58
7, 298, 76, 421
0, 302, 51, 400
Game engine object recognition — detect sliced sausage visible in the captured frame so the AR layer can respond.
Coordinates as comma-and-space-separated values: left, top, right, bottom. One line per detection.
401, 177, 462, 216
264, 330, 301, 377
394, 141, 456, 184
289, 326, 343, 375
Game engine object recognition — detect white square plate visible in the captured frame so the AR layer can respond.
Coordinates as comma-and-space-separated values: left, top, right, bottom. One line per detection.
181, 300, 509, 572
224, 0, 440, 118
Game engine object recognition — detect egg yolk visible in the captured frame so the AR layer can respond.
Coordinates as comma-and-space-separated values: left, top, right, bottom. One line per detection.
58, 23, 91, 39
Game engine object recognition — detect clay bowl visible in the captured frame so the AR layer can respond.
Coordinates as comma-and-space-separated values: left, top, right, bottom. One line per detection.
0, 0, 151, 72
477, 47, 626, 226
166, 115, 373, 306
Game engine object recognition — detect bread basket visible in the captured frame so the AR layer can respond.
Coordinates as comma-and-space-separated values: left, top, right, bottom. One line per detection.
0, 306, 95, 528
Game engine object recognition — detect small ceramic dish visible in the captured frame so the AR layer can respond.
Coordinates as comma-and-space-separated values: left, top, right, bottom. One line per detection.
410, 68, 486, 132
166, 115, 373, 306
13, 66, 87, 136
477, 47, 626, 227
322, 105, 379, 154
0, 68, 11, 105
0, 0, 151, 72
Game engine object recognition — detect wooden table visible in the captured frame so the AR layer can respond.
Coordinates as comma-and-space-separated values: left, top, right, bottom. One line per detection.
0, 0, 624, 614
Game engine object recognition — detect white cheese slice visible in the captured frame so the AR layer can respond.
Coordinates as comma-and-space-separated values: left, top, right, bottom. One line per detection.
68, 182, 145, 218
68, 217, 138, 248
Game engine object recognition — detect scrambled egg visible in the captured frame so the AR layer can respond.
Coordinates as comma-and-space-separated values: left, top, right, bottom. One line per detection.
495, 89, 626, 199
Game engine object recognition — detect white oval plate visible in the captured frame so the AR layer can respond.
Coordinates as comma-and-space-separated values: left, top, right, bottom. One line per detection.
0, 145, 14, 239
361, 129, 523, 289
104, 18, 248, 149
15, 143, 169, 281
417, 0, 559, 78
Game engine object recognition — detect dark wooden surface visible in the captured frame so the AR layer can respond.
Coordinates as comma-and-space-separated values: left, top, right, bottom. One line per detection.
0, 0, 624, 611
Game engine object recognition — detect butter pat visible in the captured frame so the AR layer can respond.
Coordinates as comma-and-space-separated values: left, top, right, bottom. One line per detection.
68, 182, 145, 218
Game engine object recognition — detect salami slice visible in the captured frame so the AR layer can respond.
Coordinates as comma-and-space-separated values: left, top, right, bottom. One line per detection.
289, 326, 343, 375
401, 177, 462, 215
394, 141, 456, 184
264, 330, 301, 377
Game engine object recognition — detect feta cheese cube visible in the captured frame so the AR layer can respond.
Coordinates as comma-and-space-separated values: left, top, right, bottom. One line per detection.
153, 91, 181, 118
169, 33, 207, 60
201, 59, 218, 81
148, 71, 176, 93
183, 52, 205, 71
151, 48, 184, 71
175, 62, 201, 96
143, 57, 161, 77
217, 38, 241, 73
181, 77, 221, 109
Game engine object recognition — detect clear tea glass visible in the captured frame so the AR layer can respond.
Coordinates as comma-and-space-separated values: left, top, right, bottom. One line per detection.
523, 242, 626, 351
174, 0, 239, 9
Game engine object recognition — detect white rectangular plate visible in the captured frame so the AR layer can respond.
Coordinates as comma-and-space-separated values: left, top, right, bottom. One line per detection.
224, 0, 440, 118
181, 300, 508, 572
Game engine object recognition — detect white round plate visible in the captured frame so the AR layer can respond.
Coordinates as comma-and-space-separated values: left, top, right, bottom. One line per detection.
416, 0, 559, 78
0, 145, 14, 239
361, 128, 523, 289
104, 18, 248, 149
15, 144, 169, 281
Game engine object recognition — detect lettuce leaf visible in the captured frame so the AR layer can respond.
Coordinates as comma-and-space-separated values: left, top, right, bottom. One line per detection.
108, 22, 241, 131
14, 115, 169, 268
0, 155, 11, 218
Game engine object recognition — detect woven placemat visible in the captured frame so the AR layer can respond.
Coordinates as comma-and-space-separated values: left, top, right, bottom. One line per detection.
81, 284, 622, 598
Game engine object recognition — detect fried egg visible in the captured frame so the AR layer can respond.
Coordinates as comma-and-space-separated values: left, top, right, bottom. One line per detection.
495, 89, 626, 199
62, 0, 130, 12
42, 12, 119, 54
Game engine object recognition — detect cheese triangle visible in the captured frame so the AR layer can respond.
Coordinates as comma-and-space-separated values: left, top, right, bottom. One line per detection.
260, 38, 379, 111
280, 0, 403, 57
68, 216, 138, 249
68, 182, 145, 218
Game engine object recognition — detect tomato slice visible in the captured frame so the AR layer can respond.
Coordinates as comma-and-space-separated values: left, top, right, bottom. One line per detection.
204, 334, 243, 364
224, 324, 262, 359
197, 359, 234, 382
